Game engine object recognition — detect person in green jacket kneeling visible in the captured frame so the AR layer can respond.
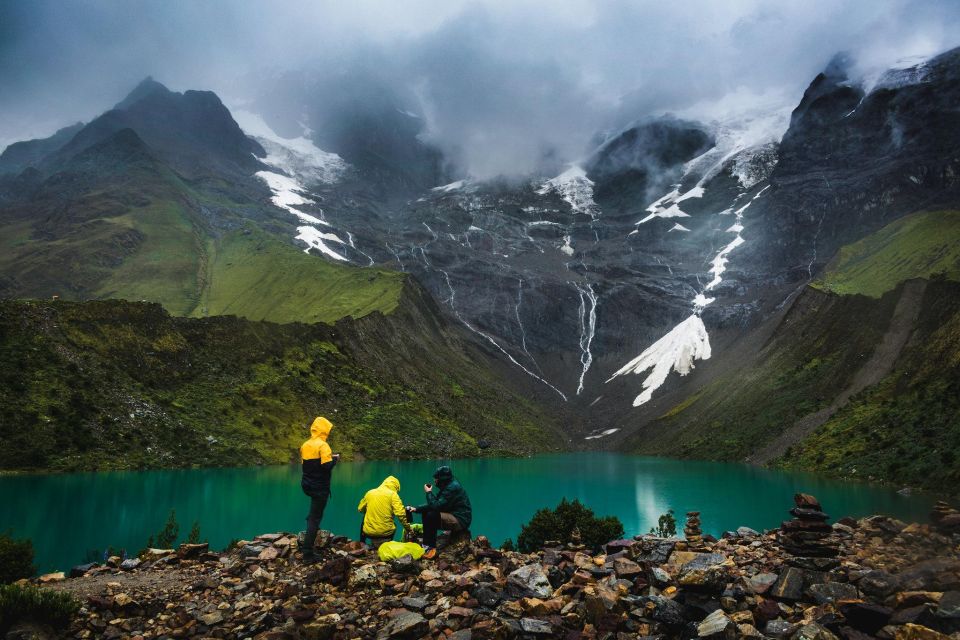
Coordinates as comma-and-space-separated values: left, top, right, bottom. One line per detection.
406, 465, 472, 559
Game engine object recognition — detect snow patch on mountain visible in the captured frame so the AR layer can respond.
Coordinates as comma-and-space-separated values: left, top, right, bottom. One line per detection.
254, 171, 326, 221
537, 165, 598, 218
295, 226, 349, 262
607, 314, 711, 407
233, 110, 347, 184
433, 179, 467, 193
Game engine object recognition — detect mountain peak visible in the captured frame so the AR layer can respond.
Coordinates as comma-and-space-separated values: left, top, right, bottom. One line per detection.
115, 76, 172, 110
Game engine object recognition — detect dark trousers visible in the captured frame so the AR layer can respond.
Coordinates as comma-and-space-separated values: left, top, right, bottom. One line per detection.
418, 510, 462, 548
304, 493, 329, 556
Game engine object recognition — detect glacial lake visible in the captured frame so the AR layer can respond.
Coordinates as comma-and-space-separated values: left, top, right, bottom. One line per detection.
0, 453, 936, 573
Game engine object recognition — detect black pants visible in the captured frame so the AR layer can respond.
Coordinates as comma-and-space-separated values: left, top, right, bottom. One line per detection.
417, 509, 461, 548
304, 492, 329, 556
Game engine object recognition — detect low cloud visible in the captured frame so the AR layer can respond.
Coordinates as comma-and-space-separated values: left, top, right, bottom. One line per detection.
1, 0, 958, 176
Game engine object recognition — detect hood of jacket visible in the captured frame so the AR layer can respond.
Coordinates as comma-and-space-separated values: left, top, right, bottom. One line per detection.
311, 416, 333, 440
380, 476, 400, 492
433, 465, 453, 486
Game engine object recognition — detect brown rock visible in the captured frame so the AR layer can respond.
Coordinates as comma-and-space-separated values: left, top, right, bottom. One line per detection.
893, 623, 951, 640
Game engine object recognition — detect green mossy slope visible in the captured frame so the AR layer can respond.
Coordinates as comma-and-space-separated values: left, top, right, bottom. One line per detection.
813, 210, 960, 298
779, 281, 960, 491
0, 297, 563, 472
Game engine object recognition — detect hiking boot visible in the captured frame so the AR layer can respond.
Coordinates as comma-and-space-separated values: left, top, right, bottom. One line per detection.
301, 551, 320, 565
422, 547, 437, 560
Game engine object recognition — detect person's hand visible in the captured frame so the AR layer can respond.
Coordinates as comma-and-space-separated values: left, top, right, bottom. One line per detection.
424, 483, 433, 493
332, 453, 341, 461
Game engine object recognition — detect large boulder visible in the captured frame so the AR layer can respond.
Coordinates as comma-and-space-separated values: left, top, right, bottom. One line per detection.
507, 563, 553, 599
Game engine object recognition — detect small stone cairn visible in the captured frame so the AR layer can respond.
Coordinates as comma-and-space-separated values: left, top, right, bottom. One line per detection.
931, 500, 960, 534
684, 511, 703, 548
778, 493, 839, 563
567, 526, 587, 552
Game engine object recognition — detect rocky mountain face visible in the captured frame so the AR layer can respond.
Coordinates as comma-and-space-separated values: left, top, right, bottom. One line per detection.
2, 47, 960, 471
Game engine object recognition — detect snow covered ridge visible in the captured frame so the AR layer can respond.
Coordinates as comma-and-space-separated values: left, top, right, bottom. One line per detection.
231, 109, 373, 265
610, 106, 788, 407
537, 165, 598, 218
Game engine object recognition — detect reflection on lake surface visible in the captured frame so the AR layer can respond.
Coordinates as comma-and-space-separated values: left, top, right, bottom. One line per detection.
0, 453, 934, 572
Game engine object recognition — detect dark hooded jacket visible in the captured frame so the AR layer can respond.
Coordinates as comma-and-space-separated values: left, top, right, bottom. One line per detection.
416, 466, 472, 529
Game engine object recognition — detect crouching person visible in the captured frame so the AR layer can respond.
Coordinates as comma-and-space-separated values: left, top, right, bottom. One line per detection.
407, 465, 472, 559
358, 475, 411, 549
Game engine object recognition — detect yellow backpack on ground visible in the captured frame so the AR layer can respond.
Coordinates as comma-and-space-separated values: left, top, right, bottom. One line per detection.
377, 541, 425, 561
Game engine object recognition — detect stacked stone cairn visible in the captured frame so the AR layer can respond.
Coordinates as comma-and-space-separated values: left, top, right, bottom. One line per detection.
778, 493, 839, 566
931, 500, 960, 534
566, 526, 586, 552
683, 511, 703, 548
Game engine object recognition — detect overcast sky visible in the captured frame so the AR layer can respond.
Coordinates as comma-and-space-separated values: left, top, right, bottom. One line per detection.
2, 0, 959, 175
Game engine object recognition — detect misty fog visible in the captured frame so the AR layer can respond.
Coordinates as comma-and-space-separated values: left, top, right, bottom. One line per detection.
1, 0, 959, 177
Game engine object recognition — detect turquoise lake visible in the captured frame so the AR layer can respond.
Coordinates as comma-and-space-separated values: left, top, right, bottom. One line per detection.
0, 454, 935, 573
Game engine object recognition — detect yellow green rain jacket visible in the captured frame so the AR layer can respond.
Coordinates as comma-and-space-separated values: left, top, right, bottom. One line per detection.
358, 476, 408, 537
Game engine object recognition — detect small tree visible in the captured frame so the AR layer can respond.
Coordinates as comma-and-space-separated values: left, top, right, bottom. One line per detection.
0, 533, 35, 584
650, 509, 677, 537
500, 538, 515, 552
186, 521, 202, 545
517, 498, 624, 553
143, 509, 180, 552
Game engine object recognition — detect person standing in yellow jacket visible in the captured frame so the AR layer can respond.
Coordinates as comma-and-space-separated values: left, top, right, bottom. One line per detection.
300, 417, 339, 564
358, 476, 410, 547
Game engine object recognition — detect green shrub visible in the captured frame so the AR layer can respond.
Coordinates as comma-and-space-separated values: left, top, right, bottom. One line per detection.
142, 509, 179, 554
516, 498, 624, 553
186, 521, 203, 544
0, 584, 79, 633
0, 533, 35, 584
500, 538, 515, 552
650, 509, 677, 537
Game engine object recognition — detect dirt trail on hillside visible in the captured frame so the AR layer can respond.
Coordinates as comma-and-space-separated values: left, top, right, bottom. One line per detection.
747, 279, 927, 466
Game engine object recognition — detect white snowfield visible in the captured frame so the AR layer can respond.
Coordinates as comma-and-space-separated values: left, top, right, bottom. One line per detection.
584, 428, 619, 441
232, 109, 364, 264
537, 165, 598, 218
607, 314, 712, 407
432, 179, 467, 193
295, 226, 349, 262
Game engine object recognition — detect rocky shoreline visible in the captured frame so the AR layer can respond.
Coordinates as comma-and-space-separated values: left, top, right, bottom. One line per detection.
35, 496, 960, 640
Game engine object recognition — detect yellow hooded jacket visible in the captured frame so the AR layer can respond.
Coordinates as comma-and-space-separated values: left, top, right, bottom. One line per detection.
358, 476, 408, 537
301, 417, 336, 496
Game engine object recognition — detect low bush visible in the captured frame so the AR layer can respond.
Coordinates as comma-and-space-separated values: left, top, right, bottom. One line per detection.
516, 498, 624, 553
0, 584, 79, 634
0, 533, 34, 584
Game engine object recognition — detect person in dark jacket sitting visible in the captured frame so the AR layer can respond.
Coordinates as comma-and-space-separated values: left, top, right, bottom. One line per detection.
406, 465, 472, 559
300, 416, 339, 563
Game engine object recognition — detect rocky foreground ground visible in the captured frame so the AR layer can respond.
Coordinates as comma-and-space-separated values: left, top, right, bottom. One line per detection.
36, 497, 960, 640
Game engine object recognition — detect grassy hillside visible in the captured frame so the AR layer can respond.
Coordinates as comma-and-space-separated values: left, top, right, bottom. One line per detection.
0, 297, 563, 472
779, 287, 960, 491
812, 210, 960, 297
628, 210, 960, 493
0, 128, 402, 325
197, 228, 403, 323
